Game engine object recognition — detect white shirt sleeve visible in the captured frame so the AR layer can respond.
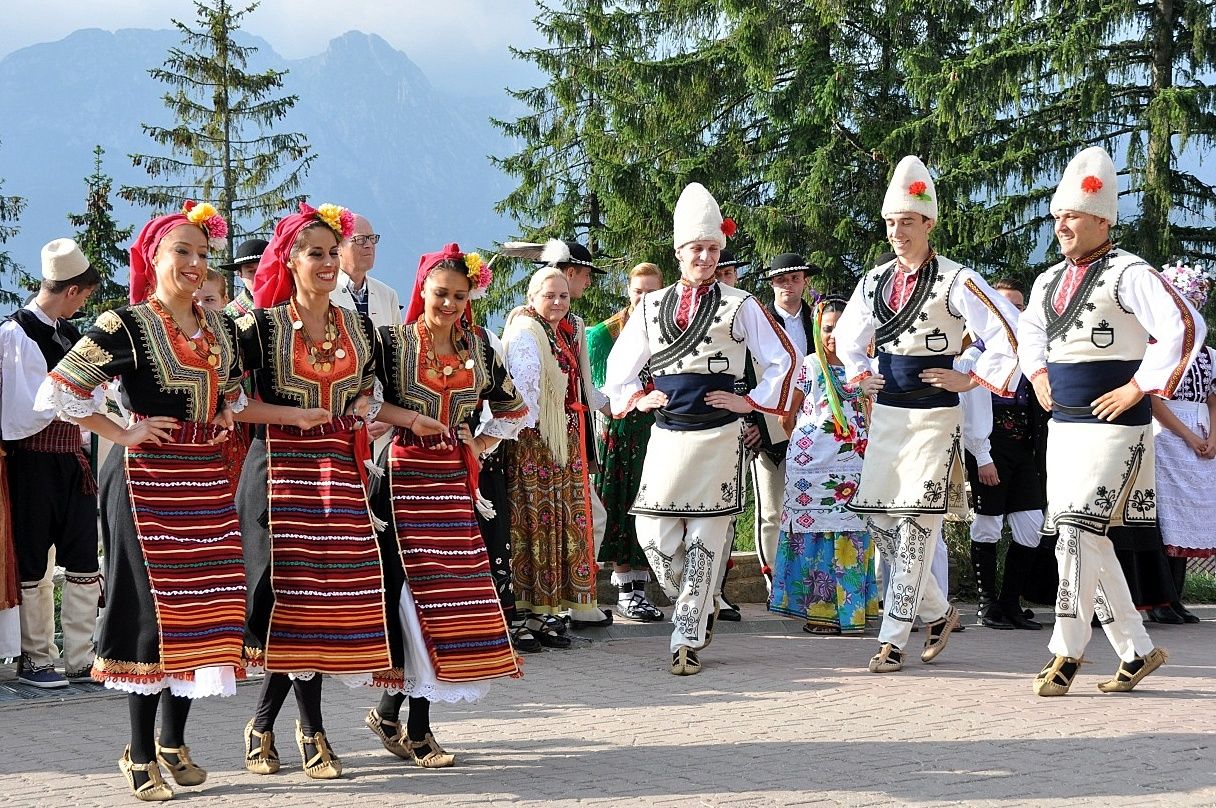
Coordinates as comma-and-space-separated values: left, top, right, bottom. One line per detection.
1119, 265, 1207, 396
604, 300, 651, 416
0, 320, 56, 440
734, 296, 801, 414
504, 329, 542, 430
1017, 274, 1051, 383
952, 270, 1022, 396
833, 274, 877, 384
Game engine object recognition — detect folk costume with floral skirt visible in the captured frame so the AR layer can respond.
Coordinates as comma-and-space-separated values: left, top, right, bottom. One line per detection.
503, 307, 599, 616
770, 355, 878, 634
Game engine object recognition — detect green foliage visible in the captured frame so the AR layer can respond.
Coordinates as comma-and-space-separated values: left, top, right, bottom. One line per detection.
119, 0, 314, 265
68, 146, 135, 320
0, 140, 30, 308
496, 1, 1216, 323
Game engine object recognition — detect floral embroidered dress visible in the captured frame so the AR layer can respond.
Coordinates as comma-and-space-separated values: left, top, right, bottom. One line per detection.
769, 355, 878, 633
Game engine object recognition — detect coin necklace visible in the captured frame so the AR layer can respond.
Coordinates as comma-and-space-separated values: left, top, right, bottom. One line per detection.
419, 320, 474, 380
289, 300, 345, 374
149, 297, 222, 367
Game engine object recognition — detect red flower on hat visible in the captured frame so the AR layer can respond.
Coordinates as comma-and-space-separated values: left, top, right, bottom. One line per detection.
908, 180, 932, 202
1081, 175, 1103, 194
721, 217, 737, 238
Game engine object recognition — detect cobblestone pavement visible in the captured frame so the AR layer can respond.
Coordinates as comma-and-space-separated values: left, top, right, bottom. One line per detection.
1, 606, 1214, 807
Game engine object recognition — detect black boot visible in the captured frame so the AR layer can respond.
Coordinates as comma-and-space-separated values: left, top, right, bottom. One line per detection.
718, 560, 741, 622
971, 541, 1012, 629
997, 543, 1042, 630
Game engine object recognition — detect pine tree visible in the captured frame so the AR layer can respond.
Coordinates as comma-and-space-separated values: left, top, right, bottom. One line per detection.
914, 0, 1216, 284
69, 146, 135, 318
119, 0, 314, 264
0, 140, 29, 308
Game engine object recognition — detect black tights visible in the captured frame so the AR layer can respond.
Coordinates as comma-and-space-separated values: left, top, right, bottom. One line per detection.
252, 673, 325, 736
376, 693, 432, 742
128, 691, 192, 763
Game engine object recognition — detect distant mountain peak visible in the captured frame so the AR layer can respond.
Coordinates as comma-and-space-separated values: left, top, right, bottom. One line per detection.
311, 30, 430, 90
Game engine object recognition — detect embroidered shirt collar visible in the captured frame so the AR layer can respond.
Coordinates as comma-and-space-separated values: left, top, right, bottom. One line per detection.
1065, 240, 1114, 269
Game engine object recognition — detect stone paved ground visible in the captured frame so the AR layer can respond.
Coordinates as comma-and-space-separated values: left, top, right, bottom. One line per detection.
1, 606, 1214, 807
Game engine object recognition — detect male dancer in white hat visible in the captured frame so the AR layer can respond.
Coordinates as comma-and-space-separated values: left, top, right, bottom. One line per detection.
834, 156, 1021, 674
1018, 146, 1201, 696
0, 239, 102, 687
605, 183, 799, 675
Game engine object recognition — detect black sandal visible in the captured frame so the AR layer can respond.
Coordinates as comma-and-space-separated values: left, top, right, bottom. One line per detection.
509, 624, 543, 653
524, 616, 570, 648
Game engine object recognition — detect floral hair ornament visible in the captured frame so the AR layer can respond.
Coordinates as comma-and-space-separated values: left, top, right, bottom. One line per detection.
908, 180, 932, 202
128, 200, 229, 304
182, 200, 228, 240
1160, 260, 1212, 309
304, 202, 356, 240
1080, 175, 1104, 194
463, 252, 494, 299
721, 217, 737, 238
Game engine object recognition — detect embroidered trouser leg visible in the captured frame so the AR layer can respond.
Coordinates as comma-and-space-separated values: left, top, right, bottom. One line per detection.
872, 514, 950, 650
931, 525, 949, 597
636, 515, 731, 653
750, 453, 784, 590
61, 571, 100, 670
1049, 524, 1154, 663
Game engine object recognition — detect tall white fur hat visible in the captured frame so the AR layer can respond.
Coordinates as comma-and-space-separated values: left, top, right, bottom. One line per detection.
881, 156, 938, 220
41, 238, 90, 282
673, 182, 729, 249
1051, 146, 1118, 224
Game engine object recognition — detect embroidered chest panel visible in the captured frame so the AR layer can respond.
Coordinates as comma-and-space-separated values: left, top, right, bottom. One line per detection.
387, 323, 491, 426
867, 259, 966, 356
1041, 257, 1147, 362
645, 284, 748, 377
124, 304, 236, 421
264, 305, 372, 412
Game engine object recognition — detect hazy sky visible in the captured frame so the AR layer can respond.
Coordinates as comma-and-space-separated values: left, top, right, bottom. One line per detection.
2, 1, 546, 95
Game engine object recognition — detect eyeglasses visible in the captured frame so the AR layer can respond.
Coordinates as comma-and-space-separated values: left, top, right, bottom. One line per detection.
349, 234, 381, 246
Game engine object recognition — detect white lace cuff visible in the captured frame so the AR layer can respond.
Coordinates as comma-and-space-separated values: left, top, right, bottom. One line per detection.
365, 378, 385, 421
227, 389, 249, 415
34, 378, 104, 421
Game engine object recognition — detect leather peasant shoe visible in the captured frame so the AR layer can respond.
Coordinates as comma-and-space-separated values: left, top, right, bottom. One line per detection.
243, 719, 281, 775
921, 606, 960, 663
119, 746, 174, 802
1033, 655, 1082, 697
408, 733, 456, 768
1097, 647, 1168, 693
364, 708, 411, 760
155, 742, 206, 786
670, 646, 702, 676
295, 721, 342, 779
868, 643, 903, 673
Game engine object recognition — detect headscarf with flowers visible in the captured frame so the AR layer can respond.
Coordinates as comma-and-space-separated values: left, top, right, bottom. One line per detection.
403, 242, 493, 326
252, 201, 355, 308
128, 200, 228, 305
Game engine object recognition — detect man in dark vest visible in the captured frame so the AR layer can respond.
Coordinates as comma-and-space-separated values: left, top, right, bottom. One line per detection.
750, 253, 816, 591
1, 239, 101, 687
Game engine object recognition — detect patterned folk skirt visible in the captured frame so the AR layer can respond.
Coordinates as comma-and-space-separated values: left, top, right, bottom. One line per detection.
371, 432, 519, 701
769, 530, 879, 634
96, 422, 247, 697
506, 414, 597, 614
593, 408, 654, 567
239, 419, 393, 682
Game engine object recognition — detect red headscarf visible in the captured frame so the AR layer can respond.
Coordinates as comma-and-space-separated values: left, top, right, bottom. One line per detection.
403, 242, 475, 326
252, 202, 354, 308
129, 214, 193, 305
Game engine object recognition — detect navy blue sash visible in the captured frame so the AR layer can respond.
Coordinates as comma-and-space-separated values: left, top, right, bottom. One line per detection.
1047, 360, 1149, 426
876, 353, 959, 409
652, 372, 739, 431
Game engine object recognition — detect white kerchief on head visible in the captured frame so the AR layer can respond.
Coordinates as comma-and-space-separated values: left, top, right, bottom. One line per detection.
881, 155, 938, 221
1050, 146, 1118, 224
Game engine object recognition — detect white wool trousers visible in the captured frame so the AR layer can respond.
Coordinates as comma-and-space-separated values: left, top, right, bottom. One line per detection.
636, 515, 733, 653
870, 514, 951, 650
970, 510, 1043, 548
1048, 525, 1154, 663
750, 453, 784, 590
